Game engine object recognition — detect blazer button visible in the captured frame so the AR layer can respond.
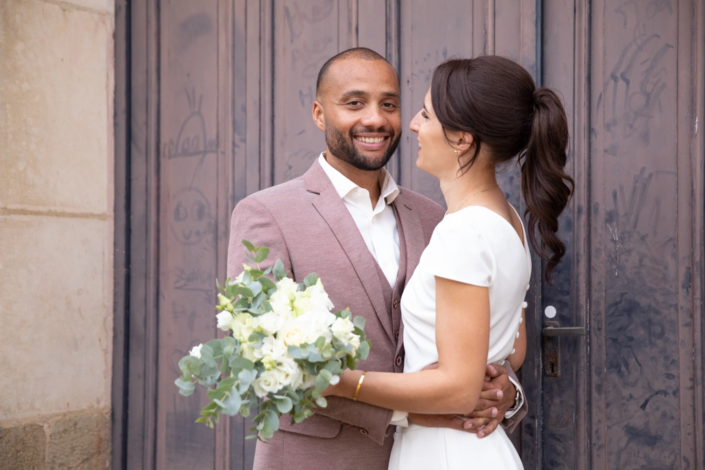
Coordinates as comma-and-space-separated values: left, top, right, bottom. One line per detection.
393, 299, 399, 309
395, 356, 402, 367
360, 429, 368, 435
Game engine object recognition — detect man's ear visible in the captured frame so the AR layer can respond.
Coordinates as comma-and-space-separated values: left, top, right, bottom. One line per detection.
312, 100, 326, 132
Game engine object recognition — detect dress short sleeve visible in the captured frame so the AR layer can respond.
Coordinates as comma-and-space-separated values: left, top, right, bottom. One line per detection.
425, 216, 496, 287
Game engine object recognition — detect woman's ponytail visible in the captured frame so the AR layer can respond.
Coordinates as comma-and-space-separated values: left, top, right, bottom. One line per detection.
431, 57, 573, 282
521, 88, 574, 282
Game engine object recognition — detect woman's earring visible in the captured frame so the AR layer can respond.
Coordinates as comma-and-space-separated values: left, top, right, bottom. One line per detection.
454, 150, 459, 155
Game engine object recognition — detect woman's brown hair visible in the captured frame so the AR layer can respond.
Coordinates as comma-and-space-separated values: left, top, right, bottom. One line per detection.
431, 56, 573, 282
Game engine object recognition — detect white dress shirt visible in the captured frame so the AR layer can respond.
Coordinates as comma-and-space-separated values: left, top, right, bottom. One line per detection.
318, 153, 523, 426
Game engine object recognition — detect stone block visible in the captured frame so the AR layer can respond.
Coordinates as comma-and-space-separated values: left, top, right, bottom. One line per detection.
0, 424, 46, 470
0, 215, 112, 420
60, 0, 115, 14
0, 0, 113, 214
46, 412, 109, 470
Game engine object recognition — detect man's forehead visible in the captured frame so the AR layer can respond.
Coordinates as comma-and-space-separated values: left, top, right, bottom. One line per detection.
324, 58, 399, 96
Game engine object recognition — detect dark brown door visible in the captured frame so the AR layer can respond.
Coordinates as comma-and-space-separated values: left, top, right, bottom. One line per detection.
113, 1, 705, 469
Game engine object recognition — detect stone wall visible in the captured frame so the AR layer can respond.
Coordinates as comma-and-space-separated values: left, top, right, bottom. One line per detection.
0, 0, 114, 468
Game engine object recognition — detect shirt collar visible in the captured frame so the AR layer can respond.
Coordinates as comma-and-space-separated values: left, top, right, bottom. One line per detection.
318, 153, 400, 205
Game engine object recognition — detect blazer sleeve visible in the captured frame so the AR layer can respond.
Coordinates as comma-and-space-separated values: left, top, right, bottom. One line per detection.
228, 197, 393, 444
501, 367, 528, 433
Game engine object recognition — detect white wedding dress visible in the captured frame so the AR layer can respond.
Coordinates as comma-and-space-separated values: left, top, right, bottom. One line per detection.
389, 205, 530, 470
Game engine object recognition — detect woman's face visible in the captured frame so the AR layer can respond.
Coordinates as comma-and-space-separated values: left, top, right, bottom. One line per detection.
409, 89, 460, 179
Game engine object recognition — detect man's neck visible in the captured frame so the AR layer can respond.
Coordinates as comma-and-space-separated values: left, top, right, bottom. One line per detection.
324, 151, 382, 207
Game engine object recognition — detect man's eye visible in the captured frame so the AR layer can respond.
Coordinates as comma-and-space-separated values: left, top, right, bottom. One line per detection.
348, 101, 362, 106
382, 103, 397, 109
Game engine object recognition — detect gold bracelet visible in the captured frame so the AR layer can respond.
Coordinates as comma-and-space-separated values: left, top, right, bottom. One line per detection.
353, 372, 366, 401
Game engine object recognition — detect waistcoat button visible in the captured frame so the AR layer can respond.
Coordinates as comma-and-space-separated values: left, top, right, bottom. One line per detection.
393, 299, 399, 309
395, 356, 402, 366
395, 330, 400, 339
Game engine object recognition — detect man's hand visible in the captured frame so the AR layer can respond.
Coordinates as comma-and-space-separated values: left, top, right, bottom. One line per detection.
409, 362, 516, 436
461, 363, 516, 438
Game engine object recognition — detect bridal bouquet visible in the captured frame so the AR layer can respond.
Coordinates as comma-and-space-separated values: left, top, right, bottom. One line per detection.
175, 240, 370, 439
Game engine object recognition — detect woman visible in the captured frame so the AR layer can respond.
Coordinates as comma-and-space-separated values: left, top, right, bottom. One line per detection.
324, 56, 573, 469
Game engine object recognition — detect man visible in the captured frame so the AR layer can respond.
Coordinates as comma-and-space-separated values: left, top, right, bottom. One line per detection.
227, 48, 527, 470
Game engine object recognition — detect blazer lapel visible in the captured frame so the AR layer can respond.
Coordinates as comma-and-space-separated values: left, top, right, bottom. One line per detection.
305, 161, 395, 344
393, 190, 427, 284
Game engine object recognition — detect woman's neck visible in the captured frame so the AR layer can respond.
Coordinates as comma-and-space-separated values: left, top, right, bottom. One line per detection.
440, 164, 498, 213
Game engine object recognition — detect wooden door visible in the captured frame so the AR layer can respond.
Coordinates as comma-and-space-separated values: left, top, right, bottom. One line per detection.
113, 1, 705, 469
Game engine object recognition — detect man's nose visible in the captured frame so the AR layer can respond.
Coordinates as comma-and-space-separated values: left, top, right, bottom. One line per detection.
360, 104, 387, 128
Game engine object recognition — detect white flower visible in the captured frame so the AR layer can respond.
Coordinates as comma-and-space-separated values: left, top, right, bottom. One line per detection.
348, 334, 361, 352
278, 311, 333, 347
240, 343, 257, 361
270, 277, 298, 318
252, 369, 286, 397
331, 317, 355, 342
301, 372, 316, 390
275, 356, 303, 389
216, 310, 233, 331
230, 312, 254, 342
292, 280, 334, 317
254, 335, 287, 360
189, 343, 203, 358
278, 319, 307, 347
252, 311, 285, 335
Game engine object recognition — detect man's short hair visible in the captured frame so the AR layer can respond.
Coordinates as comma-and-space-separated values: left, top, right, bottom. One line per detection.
316, 47, 390, 97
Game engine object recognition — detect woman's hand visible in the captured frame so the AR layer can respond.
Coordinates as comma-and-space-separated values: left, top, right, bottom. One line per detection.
322, 369, 364, 399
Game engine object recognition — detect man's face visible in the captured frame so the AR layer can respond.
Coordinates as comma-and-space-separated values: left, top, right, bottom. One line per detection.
313, 58, 402, 171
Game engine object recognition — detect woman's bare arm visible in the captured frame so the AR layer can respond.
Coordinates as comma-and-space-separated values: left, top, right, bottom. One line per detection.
326, 276, 490, 415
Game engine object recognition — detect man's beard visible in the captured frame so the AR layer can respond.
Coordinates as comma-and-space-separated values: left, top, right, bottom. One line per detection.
325, 125, 401, 171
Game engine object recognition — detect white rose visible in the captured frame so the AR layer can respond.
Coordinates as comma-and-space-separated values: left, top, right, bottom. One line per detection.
216, 311, 233, 331
254, 335, 287, 360
299, 311, 334, 344
252, 311, 285, 335
231, 312, 254, 342
189, 343, 203, 358
252, 369, 286, 398
278, 319, 307, 347
331, 317, 355, 342
276, 356, 303, 389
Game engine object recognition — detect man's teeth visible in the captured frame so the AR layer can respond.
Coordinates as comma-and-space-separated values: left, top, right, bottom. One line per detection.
356, 136, 385, 143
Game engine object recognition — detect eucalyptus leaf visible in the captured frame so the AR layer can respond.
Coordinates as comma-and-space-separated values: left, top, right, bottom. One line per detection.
304, 273, 318, 287
275, 397, 293, 413
287, 346, 309, 359
315, 396, 327, 408
258, 276, 276, 291
242, 239, 256, 252
254, 247, 270, 263
175, 378, 195, 396
353, 316, 366, 331
314, 373, 330, 393
357, 340, 370, 360
273, 260, 286, 281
